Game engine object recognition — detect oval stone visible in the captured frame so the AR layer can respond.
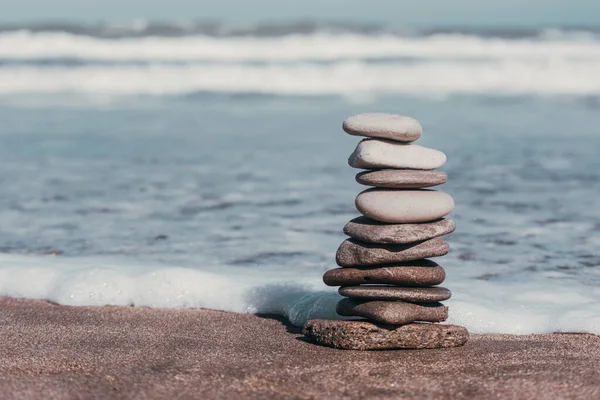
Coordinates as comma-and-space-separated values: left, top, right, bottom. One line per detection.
336, 238, 449, 267
344, 217, 456, 244
356, 169, 447, 189
342, 113, 422, 142
355, 189, 454, 224
336, 299, 448, 325
304, 320, 469, 350
339, 286, 451, 302
323, 261, 446, 287
348, 139, 446, 170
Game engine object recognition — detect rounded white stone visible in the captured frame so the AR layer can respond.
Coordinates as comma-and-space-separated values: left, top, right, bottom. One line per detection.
343, 113, 422, 142
348, 139, 446, 170
355, 189, 454, 223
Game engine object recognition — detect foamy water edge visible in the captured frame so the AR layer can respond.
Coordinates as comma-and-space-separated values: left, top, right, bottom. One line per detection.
2, 253, 599, 334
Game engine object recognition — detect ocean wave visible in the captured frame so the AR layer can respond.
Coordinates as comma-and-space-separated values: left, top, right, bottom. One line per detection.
1, 21, 599, 39
1, 59, 599, 97
2, 30, 600, 62
1, 29, 600, 97
0, 21, 386, 39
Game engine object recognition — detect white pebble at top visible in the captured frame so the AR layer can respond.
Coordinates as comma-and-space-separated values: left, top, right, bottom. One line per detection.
343, 113, 422, 143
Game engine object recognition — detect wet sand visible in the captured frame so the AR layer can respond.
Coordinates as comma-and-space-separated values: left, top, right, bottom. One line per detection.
1, 297, 599, 399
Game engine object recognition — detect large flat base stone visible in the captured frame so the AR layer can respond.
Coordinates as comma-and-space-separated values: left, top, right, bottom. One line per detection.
304, 320, 468, 351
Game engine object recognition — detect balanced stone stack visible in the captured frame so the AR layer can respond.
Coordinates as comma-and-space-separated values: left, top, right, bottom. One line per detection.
304, 113, 469, 350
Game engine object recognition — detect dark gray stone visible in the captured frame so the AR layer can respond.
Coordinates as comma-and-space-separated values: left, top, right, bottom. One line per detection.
356, 169, 447, 189
336, 298, 448, 325
339, 286, 451, 302
323, 260, 446, 287
336, 238, 449, 267
344, 216, 455, 244
304, 320, 469, 350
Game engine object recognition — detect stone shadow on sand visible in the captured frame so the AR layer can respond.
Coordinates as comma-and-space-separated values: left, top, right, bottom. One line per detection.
255, 313, 304, 334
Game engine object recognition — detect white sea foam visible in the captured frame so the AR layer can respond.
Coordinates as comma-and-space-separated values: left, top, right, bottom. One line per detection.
1, 31, 600, 97
1, 253, 599, 334
0, 59, 600, 97
2, 31, 600, 62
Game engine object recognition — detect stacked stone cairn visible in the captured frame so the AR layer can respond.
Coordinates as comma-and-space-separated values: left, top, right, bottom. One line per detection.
305, 113, 469, 350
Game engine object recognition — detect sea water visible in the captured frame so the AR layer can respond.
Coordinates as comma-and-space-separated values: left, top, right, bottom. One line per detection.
0, 23, 599, 334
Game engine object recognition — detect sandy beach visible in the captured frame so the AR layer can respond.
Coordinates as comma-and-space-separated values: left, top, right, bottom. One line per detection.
1, 297, 599, 399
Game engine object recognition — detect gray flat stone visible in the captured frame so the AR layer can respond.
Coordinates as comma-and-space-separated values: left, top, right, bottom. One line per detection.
304, 320, 469, 350
336, 299, 448, 325
336, 238, 449, 267
356, 169, 447, 189
344, 217, 456, 244
343, 113, 422, 142
323, 260, 446, 287
339, 286, 451, 302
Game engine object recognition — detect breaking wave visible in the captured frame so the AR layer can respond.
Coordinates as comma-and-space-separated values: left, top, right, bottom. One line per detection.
2, 253, 599, 334
1, 24, 600, 97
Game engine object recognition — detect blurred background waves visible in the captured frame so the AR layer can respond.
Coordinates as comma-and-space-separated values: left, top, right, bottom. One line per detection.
1, 22, 600, 100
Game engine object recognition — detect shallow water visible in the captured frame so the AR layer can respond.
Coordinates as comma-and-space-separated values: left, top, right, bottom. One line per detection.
1, 25, 599, 334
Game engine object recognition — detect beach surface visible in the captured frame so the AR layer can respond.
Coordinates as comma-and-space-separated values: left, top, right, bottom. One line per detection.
1, 297, 599, 399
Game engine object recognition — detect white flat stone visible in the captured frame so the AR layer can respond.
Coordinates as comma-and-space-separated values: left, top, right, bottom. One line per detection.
355, 189, 454, 223
348, 139, 446, 170
343, 113, 422, 142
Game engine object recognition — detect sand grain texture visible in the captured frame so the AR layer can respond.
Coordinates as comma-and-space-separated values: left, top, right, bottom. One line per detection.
1, 297, 599, 400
